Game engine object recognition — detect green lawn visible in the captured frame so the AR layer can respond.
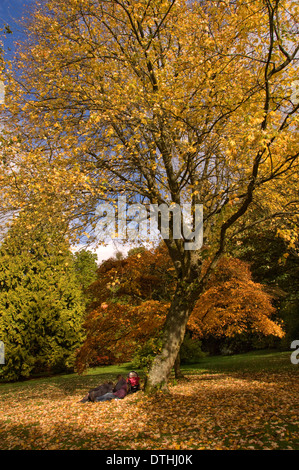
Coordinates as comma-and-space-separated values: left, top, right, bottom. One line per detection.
183, 349, 297, 373
0, 350, 298, 450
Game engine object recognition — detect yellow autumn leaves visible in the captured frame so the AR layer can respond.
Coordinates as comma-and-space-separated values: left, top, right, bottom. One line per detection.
0, 367, 298, 450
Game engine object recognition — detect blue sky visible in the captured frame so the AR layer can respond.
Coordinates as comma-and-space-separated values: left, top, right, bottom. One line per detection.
0, 0, 139, 262
0, 0, 34, 60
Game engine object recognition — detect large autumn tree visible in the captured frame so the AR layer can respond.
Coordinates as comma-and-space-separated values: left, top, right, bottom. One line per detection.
1, 0, 298, 391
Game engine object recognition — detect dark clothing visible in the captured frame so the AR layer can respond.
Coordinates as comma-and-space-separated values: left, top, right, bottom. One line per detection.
95, 392, 116, 402
111, 377, 127, 399
89, 382, 114, 402
113, 377, 127, 393
113, 384, 127, 399
80, 382, 114, 403
95, 377, 128, 402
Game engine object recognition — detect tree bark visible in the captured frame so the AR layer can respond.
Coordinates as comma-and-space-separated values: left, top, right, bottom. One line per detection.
144, 278, 201, 393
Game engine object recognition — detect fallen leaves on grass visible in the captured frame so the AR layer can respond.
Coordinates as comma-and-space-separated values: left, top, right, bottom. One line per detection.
0, 371, 298, 450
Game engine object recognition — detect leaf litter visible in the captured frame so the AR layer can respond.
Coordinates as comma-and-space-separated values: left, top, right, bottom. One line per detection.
0, 371, 298, 450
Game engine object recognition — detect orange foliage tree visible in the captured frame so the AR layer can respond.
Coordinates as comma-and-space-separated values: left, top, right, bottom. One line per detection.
75, 245, 173, 372
76, 247, 284, 372
189, 257, 284, 344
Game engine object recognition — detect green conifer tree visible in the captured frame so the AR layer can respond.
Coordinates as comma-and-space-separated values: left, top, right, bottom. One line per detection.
0, 215, 85, 381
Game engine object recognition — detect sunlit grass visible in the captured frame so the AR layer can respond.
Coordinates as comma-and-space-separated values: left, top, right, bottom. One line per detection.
0, 351, 298, 450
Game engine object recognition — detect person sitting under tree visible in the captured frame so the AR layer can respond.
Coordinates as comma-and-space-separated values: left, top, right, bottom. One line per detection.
95, 375, 128, 402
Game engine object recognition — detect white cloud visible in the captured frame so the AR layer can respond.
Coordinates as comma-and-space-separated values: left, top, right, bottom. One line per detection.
71, 239, 158, 264
71, 241, 133, 264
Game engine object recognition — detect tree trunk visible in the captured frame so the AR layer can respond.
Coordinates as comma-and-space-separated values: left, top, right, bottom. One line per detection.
174, 351, 184, 379
144, 279, 200, 393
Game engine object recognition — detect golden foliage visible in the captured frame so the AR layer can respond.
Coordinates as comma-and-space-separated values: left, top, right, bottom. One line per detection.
189, 257, 284, 339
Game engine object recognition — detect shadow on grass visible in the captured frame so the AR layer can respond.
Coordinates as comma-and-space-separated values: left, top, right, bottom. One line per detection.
0, 362, 137, 398
1, 370, 298, 450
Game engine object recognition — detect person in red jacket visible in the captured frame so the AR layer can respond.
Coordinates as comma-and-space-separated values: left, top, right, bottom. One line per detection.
95, 375, 127, 402
127, 371, 140, 393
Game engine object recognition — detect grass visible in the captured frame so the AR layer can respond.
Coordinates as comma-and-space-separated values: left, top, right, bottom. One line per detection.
0, 362, 133, 393
0, 350, 298, 450
182, 349, 296, 373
